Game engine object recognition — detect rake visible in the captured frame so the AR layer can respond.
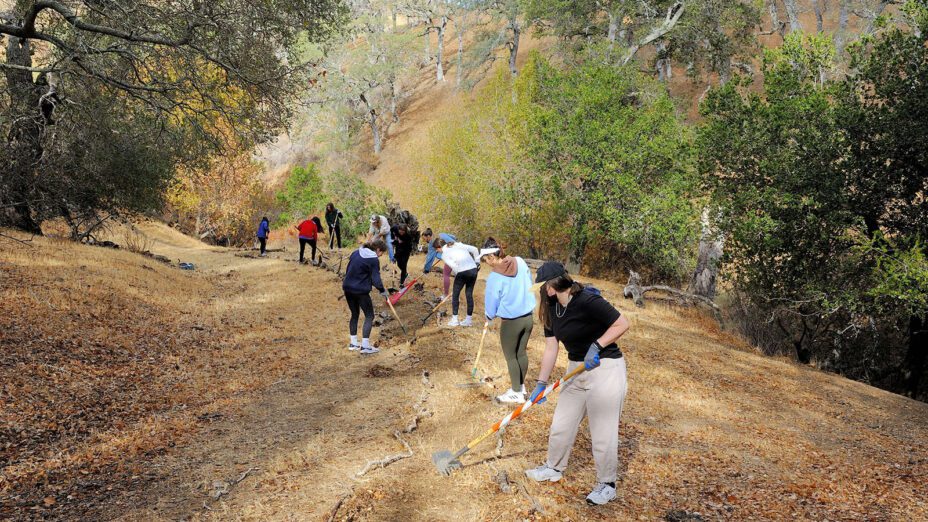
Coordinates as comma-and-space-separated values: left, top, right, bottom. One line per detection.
419, 294, 451, 326
433, 364, 587, 476
384, 295, 408, 336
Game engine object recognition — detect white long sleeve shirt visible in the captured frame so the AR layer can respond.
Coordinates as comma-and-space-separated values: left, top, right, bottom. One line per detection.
369, 215, 390, 238
441, 243, 480, 274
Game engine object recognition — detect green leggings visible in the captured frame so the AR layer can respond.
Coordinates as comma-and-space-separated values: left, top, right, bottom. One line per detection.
499, 314, 534, 391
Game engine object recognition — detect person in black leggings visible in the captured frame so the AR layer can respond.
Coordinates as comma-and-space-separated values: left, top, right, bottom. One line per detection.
342, 239, 389, 354
432, 237, 480, 327
391, 224, 414, 286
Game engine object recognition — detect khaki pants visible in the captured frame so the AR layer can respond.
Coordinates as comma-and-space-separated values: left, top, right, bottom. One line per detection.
545, 357, 627, 483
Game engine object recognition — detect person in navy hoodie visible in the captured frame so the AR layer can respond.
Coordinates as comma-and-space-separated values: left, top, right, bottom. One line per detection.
256, 217, 270, 257
342, 238, 390, 355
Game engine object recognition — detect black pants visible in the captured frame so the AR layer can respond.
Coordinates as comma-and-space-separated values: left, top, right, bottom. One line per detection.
299, 238, 317, 263
328, 225, 342, 249
345, 292, 375, 338
452, 267, 478, 316
396, 250, 411, 285
258, 237, 267, 255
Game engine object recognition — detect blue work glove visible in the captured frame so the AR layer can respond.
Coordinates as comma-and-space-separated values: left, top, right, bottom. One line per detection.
584, 342, 602, 371
529, 381, 548, 404
380, 290, 390, 299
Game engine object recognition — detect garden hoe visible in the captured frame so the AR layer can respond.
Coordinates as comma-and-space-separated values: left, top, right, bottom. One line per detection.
433, 364, 587, 476
420, 294, 451, 326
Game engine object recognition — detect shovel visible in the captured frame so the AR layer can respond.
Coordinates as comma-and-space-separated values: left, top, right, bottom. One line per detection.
385, 296, 408, 336
420, 295, 451, 326
432, 364, 586, 476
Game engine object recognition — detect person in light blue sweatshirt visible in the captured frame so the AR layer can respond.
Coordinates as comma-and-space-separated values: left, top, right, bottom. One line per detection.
480, 237, 537, 404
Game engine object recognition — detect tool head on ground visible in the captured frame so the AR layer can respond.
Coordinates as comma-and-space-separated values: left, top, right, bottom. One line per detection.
419, 294, 451, 326
432, 449, 463, 476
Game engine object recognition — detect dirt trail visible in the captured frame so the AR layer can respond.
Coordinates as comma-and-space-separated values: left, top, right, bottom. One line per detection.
3, 223, 928, 521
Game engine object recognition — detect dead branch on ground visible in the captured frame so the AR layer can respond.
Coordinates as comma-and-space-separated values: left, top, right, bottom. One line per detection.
623, 270, 720, 318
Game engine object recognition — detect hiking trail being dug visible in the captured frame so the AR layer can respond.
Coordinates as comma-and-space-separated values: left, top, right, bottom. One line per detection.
2, 223, 927, 521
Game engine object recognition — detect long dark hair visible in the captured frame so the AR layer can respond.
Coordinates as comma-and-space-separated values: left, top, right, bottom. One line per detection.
537, 274, 584, 331
326, 202, 335, 212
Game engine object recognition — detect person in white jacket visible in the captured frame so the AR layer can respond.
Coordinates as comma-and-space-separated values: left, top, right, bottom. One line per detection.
432, 237, 480, 327
368, 214, 394, 262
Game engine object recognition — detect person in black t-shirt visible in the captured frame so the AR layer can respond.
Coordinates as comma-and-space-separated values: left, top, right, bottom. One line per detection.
523, 261, 630, 506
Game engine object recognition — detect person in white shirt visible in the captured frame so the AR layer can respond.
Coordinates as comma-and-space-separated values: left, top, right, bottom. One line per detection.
368, 214, 394, 262
432, 237, 480, 327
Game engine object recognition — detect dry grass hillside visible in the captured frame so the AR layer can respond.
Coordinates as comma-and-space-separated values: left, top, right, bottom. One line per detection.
2, 223, 927, 521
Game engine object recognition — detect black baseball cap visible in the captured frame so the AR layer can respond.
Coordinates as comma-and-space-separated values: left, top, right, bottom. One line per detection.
535, 261, 567, 284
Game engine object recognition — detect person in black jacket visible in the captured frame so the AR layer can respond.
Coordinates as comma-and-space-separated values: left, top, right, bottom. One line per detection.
391, 224, 414, 286
523, 261, 631, 506
325, 203, 343, 249
342, 239, 389, 355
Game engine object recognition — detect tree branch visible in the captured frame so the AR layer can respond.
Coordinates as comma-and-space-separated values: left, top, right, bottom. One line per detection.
621, 2, 685, 65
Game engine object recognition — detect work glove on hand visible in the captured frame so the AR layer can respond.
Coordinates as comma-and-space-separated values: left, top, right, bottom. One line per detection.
381, 290, 390, 300
529, 381, 548, 404
584, 342, 602, 371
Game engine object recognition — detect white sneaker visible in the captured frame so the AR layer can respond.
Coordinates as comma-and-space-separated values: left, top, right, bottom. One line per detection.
348, 343, 360, 351
496, 389, 525, 404
525, 464, 562, 483
586, 483, 616, 505
360, 346, 380, 355
520, 384, 526, 395
461, 316, 473, 327
446, 316, 460, 327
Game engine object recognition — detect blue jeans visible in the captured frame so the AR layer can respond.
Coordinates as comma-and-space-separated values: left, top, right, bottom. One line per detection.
385, 230, 394, 262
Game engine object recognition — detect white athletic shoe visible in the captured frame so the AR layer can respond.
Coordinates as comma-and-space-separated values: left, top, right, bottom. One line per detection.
461, 316, 473, 327
585, 483, 617, 505
348, 343, 360, 351
360, 346, 380, 355
496, 389, 525, 404
525, 464, 562, 483
446, 316, 460, 327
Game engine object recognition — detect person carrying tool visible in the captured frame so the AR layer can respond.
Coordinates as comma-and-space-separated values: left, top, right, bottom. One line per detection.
368, 214, 394, 263
524, 261, 630, 506
256, 217, 270, 257
325, 203, 343, 249
342, 238, 390, 355
391, 223, 414, 286
481, 238, 536, 404
432, 237, 480, 327
295, 217, 321, 265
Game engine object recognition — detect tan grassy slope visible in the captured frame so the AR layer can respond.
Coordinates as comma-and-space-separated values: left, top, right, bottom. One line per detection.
2, 223, 927, 521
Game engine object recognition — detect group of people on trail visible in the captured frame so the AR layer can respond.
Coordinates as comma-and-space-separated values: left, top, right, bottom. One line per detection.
257, 209, 631, 506
254, 202, 345, 263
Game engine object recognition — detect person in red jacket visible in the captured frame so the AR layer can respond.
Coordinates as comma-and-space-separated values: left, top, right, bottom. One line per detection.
295, 217, 320, 265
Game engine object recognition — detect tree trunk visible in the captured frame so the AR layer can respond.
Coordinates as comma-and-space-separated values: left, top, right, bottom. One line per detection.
390, 76, 400, 124
507, 17, 520, 78
360, 94, 381, 155
2, 36, 45, 234
782, 0, 802, 33
835, 0, 850, 56
689, 208, 724, 299
656, 40, 672, 82
812, 0, 825, 33
435, 16, 447, 82
863, 1, 892, 36
904, 315, 927, 399
456, 22, 465, 88
767, 0, 785, 38
607, 11, 618, 44
423, 19, 432, 67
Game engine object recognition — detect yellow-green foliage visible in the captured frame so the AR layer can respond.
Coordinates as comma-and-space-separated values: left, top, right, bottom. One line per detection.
414, 61, 570, 257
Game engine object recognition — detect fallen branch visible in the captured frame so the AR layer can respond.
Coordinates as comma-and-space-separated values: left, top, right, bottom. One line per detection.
623, 270, 720, 318
326, 490, 354, 522
354, 387, 432, 478
0, 232, 35, 246
210, 467, 257, 500
517, 480, 545, 515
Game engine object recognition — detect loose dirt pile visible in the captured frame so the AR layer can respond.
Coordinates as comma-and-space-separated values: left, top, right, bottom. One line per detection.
2, 223, 927, 521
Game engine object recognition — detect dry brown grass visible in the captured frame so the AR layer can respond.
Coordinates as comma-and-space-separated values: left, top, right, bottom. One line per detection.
2, 223, 927, 521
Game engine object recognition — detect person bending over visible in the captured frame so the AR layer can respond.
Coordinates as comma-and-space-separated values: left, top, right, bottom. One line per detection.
432, 237, 480, 327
